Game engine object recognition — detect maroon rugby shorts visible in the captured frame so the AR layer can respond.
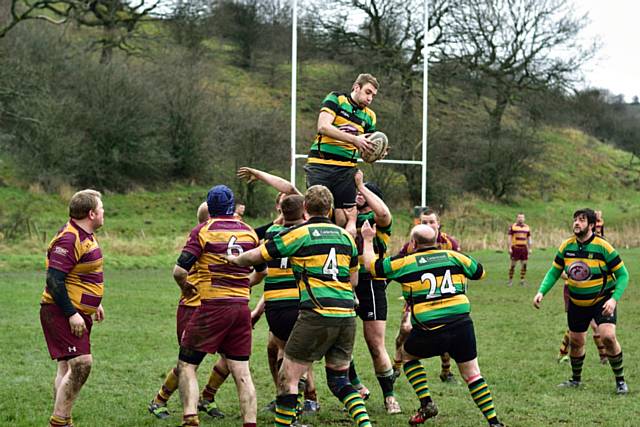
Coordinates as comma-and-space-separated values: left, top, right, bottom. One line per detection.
181, 300, 252, 360
510, 245, 529, 261
40, 303, 93, 360
176, 305, 197, 345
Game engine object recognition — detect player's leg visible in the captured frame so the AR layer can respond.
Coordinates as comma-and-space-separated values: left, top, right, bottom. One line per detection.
275, 357, 311, 426
348, 358, 370, 400
53, 360, 69, 403
51, 355, 92, 425
457, 359, 503, 426
507, 257, 516, 286
226, 357, 257, 425
439, 353, 455, 382
519, 261, 528, 286
394, 306, 412, 377
590, 320, 608, 364
561, 302, 590, 387
198, 358, 228, 418
402, 329, 439, 425
268, 332, 282, 390
149, 367, 178, 419
597, 313, 628, 394
557, 284, 571, 362
303, 366, 320, 413
177, 349, 205, 427
450, 320, 503, 426
363, 320, 400, 413
325, 318, 372, 427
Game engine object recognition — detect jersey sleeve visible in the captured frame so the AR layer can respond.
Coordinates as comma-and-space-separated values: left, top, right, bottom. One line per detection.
320, 92, 340, 117
452, 252, 485, 280
263, 227, 306, 260
47, 232, 78, 273
182, 223, 205, 258
373, 254, 404, 280
448, 235, 460, 251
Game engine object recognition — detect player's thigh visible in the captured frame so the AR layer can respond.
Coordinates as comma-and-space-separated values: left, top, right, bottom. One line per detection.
567, 302, 595, 334
456, 357, 481, 382
325, 318, 357, 370
447, 320, 478, 364
285, 311, 339, 363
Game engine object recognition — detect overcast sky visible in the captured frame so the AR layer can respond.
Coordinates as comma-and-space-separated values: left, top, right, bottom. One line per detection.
578, 0, 640, 101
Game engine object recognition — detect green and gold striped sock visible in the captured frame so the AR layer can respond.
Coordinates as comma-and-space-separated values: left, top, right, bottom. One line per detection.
468, 377, 500, 425
403, 360, 432, 406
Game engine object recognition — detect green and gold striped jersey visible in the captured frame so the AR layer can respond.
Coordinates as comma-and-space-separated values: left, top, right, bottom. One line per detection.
372, 248, 485, 327
260, 217, 359, 318
308, 92, 377, 167
539, 234, 629, 306
263, 224, 299, 311
356, 211, 391, 277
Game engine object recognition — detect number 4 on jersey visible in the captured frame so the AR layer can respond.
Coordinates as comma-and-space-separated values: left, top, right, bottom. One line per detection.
323, 247, 339, 280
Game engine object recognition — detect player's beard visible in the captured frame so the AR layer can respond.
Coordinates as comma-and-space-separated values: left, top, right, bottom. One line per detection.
574, 224, 590, 239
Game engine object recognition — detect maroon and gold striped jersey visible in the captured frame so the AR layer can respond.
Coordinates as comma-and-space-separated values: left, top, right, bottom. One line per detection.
182, 216, 264, 302
508, 223, 530, 247
42, 220, 104, 315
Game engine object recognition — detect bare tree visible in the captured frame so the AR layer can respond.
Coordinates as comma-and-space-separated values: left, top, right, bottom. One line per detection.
440, 0, 596, 136
1, 0, 158, 64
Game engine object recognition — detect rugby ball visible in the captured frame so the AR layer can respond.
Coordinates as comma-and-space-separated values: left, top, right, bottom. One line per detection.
361, 131, 388, 163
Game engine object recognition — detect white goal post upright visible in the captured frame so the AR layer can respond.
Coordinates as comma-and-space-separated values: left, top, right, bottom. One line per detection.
290, 0, 428, 208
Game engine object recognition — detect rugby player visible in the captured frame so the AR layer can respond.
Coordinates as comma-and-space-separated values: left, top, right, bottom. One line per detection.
173, 185, 267, 427
148, 202, 228, 420
533, 208, 629, 394
349, 170, 401, 414
227, 185, 373, 427
304, 74, 379, 237
507, 213, 531, 286
40, 190, 105, 427
393, 209, 460, 383
237, 167, 320, 412
362, 222, 505, 426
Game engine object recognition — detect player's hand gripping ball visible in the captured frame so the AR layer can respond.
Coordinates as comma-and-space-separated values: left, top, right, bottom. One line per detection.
360, 131, 388, 163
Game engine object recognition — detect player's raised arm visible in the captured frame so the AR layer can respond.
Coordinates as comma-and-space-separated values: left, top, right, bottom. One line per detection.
355, 170, 391, 228
237, 166, 301, 196
360, 220, 378, 272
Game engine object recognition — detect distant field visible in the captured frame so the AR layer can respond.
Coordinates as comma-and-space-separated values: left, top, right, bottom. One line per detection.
1, 249, 637, 427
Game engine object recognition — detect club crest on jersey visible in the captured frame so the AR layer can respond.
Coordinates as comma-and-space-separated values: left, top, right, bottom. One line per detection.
53, 246, 69, 256
567, 261, 591, 281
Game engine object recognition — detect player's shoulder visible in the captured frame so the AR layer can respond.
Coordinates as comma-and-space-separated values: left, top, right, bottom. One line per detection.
52, 221, 80, 244
592, 235, 616, 253
363, 106, 376, 120
558, 236, 577, 252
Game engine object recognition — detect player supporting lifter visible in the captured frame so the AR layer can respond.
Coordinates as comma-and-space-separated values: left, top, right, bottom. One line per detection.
507, 213, 532, 286
533, 208, 630, 394
394, 209, 460, 383
349, 170, 401, 414
304, 73, 379, 237
236, 167, 320, 413
40, 190, 105, 427
148, 202, 230, 420
173, 185, 267, 427
361, 222, 505, 427
227, 185, 373, 427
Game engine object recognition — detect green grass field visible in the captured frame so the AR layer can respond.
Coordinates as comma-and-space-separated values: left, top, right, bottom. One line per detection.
1, 249, 637, 427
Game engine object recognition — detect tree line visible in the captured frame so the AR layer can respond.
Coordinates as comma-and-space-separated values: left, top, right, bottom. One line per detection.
1, 0, 639, 213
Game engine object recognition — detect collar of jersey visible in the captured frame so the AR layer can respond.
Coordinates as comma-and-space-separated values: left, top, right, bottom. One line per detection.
306, 216, 333, 224
576, 232, 596, 247
413, 245, 440, 253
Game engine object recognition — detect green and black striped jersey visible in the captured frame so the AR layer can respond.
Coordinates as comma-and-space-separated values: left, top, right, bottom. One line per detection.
263, 224, 299, 311
372, 248, 485, 327
260, 217, 359, 318
356, 211, 391, 277
308, 92, 377, 167
539, 234, 628, 306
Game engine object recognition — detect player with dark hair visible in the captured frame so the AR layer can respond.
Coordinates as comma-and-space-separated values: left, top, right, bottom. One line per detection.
346, 170, 401, 414
361, 222, 504, 427
173, 185, 267, 427
40, 189, 105, 427
507, 213, 532, 286
304, 73, 379, 237
227, 185, 372, 427
533, 208, 630, 394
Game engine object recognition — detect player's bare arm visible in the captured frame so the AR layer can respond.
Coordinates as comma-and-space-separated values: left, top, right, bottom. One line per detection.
317, 111, 373, 154
355, 170, 391, 227
226, 246, 266, 267
360, 221, 378, 272
172, 264, 197, 299
237, 167, 301, 196
248, 269, 267, 287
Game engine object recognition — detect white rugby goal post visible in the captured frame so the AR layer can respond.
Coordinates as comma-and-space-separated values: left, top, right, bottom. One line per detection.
289, 0, 429, 207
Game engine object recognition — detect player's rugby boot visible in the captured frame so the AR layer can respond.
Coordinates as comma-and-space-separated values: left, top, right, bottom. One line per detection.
303, 399, 320, 415
616, 380, 629, 395
439, 371, 456, 383
355, 384, 371, 400
385, 396, 402, 415
147, 400, 170, 419
198, 398, 224, 418
408, 401, 438, 425
558, 379, 581, 388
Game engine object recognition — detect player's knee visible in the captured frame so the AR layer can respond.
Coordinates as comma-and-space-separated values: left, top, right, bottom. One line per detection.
326, 367, 350, 397
69, 355, 92, 381
569, 334, 585, 349
178, 346, 206, 366
600, 332, 617, 348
